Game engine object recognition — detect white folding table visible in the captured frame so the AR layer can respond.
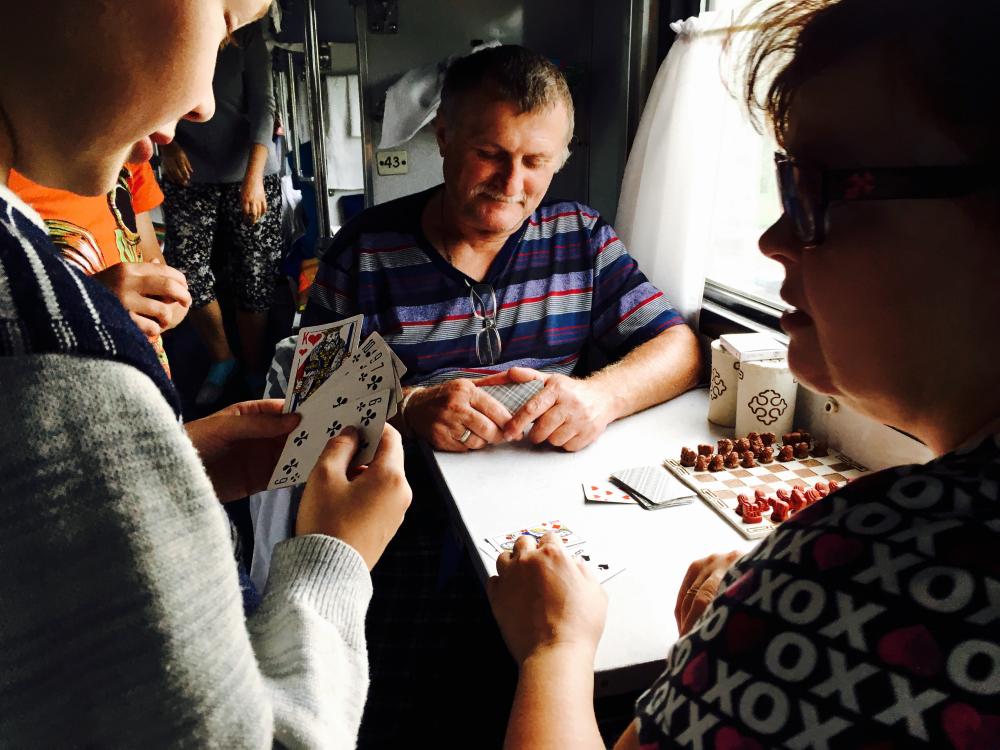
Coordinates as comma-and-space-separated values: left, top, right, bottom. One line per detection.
428, 388, 759, 695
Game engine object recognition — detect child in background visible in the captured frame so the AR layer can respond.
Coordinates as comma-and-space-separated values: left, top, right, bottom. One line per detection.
8, 160, 189, 375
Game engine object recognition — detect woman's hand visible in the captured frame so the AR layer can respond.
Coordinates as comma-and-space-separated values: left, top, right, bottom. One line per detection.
487, 533, 608, 666
159, 142, 193, 186
241, 174, 267, 225
675, 550, 743, 636
186, 400, 300, 502
296, 425, 412, 570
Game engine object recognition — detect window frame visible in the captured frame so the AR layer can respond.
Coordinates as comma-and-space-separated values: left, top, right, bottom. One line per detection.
702, 279, 785, 338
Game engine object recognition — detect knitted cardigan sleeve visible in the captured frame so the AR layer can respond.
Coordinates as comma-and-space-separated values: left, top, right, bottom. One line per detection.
0, 353, 371, 748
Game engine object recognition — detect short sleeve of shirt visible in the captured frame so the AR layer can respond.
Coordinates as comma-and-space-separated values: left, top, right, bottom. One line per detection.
633, 434, 1000, 749
588, 216, 684, 360
127, 161, 164, 214
302, 192, 426, 331
302, 232, 362, 327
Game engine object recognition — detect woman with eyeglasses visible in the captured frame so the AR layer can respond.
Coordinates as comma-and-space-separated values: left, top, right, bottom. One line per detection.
488, 1, 1000, 748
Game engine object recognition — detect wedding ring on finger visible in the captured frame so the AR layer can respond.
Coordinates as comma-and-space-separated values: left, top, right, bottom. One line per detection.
458, 428, 472, 444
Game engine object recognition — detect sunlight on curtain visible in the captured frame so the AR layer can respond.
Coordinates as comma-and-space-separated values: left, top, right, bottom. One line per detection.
617, 11, 784, 328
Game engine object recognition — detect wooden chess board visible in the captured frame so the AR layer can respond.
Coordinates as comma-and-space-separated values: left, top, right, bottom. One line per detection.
663, 451, 869, 539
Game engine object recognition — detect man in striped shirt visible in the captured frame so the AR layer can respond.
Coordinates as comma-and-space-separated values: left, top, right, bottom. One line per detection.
277, 45, 703, 744
304, 45, 701, 453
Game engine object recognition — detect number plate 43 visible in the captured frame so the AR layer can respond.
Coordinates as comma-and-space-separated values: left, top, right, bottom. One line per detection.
376, 149, 408, 175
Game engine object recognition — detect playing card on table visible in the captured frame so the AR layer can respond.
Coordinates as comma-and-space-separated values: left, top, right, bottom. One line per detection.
583, 479, 638, 505
610, 466, 695, 510
570, 544, 625, 584
486, 520, 585, 553
285, 315, 363, 413
479, 379, 544, 415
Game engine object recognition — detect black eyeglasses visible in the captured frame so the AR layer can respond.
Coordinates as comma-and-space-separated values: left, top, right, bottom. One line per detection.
470, 283, 501, 365
774, 152, 992, 246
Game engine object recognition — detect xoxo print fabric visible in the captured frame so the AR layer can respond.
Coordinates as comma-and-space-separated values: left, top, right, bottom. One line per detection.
635, 433, 1000, 749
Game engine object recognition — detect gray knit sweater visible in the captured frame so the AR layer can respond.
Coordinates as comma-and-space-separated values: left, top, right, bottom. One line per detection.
0, 353, 371, 748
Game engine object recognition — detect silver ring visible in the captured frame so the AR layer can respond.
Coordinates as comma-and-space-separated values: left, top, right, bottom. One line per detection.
458, 428, 472, 444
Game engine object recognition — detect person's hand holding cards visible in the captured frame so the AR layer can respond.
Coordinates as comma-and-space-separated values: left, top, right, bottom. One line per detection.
296, 425, 411, 571
487, 532, 608, 666
403, 377, 513, 452
186, 398, 301, 502
501, 367, 616, 451
268, 318, 406, 490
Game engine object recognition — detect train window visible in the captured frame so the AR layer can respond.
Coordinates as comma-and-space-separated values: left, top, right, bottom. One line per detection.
701, 0, 785, 322
702, 108, 783, 309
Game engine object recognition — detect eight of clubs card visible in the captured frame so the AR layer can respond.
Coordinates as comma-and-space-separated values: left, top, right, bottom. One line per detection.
267, 386, 392, 490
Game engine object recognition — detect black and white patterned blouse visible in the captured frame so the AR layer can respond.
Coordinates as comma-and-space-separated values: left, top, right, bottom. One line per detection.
636, 432, 1000, 749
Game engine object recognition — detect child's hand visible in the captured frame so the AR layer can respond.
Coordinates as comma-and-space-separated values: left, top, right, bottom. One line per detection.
675, 550, 743, 636
186, 400, 301, 503
487, 533, 607, 665
93, 261, 191, 336
296, 425, 412, 570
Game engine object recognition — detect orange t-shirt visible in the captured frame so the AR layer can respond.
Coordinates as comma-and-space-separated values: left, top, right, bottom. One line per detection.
8, 162, 171, 375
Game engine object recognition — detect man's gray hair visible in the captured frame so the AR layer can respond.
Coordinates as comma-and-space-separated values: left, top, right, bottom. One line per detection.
439, 45, 574, 165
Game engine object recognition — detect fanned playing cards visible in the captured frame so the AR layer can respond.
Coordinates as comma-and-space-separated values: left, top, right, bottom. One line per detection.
480, 519, 624, 584
268, 321, 406, 490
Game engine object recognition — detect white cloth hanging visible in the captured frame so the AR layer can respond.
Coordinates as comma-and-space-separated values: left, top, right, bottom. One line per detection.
279, 174, 305, 245
616, 13, 733, 329
269, 1, 282, 33
324, 75, 364, 189
377, 40, 501, 149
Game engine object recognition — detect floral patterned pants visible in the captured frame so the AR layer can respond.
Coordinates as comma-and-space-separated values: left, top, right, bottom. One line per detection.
162, 174, 282, 311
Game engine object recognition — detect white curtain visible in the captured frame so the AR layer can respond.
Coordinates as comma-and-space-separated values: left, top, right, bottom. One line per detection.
616, 12, 736, 329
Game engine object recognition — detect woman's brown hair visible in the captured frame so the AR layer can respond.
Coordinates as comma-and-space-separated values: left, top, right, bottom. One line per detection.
741, 0, 1000, 161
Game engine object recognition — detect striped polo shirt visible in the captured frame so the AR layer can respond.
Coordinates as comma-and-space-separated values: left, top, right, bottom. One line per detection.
304, 186, 684, 386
